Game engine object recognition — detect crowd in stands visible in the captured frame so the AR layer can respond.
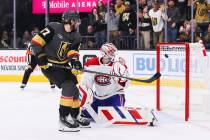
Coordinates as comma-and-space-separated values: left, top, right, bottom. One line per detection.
0, 0, 210, 50
0, 27, 39, 49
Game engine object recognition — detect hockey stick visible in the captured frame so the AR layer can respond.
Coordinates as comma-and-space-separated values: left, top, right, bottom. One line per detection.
48, 64, 161, 83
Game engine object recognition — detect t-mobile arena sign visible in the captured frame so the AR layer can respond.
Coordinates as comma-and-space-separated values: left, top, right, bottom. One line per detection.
33, 0, 108, 13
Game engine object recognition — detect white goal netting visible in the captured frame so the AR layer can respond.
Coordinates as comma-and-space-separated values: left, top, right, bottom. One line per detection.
156, 42, 210, 122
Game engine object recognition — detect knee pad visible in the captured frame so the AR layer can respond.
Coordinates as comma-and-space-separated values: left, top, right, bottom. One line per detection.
61, 81, 79, 99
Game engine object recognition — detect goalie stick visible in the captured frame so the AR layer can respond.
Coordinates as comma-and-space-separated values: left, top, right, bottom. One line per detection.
48, 63, 161, 83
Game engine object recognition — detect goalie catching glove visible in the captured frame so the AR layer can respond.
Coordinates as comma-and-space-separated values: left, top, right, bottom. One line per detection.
111, 61, 129, 87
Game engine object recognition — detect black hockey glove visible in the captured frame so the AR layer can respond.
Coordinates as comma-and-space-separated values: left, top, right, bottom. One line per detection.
37, 53, 49, 69
70, 58, 83, 75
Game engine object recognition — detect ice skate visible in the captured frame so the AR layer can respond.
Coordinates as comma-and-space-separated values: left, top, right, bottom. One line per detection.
59, 114, 80, 132
50, 84, 55, 89
76, 114, 91, 128
20, 84, 26, 89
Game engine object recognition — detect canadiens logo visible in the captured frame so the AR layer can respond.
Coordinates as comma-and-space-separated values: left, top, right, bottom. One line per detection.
94, 75, 111, 86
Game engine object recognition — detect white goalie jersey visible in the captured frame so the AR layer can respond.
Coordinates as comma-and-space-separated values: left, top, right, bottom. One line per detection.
79, 57, 129, 100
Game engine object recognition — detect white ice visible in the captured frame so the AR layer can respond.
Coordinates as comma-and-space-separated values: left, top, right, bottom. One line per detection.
0, 82, 210, 140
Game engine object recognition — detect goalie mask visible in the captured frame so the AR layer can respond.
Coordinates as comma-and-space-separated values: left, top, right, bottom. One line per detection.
100, 43, 117, 61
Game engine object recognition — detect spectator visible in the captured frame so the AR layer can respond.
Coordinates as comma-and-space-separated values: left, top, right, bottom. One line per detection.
191, 20, 203, 42
133, 0, 153, 12
0, 30, 11, 48
138, 0, 148, 11
97, 0, 106, 19
19, 30, 31, 49
115, 0, 126, 14
86, 25, 96, 49
31, 26, 39, 35
195, 28, 203, 42
10, 31, 22, 49
138, 7, 152, 50
105, 7, 120, 46
12, 26, 39, 49
167, 0, 181, 42
194, 0, 210, 34
89, 8, 107, 48
149, 1, 167, 47
118, 1, 136, 49
178, 20, 191, 42
126, 0, 136, 5
208, 0, 210, 15
186, 0, 193, 20
203, 24, 210, 49
177, 0, 188, 21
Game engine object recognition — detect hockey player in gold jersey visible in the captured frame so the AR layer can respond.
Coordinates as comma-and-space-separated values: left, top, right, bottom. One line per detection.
31, 10, 90, 132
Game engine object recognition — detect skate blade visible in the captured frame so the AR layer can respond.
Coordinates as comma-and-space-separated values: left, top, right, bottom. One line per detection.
79, 125, 91, 128
59, 128, 80, 132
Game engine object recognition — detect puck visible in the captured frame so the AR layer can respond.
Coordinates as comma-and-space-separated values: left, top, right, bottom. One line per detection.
164, 54, 169, 58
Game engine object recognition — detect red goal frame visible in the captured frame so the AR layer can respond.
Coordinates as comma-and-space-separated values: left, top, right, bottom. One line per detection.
156, 43, 190, 121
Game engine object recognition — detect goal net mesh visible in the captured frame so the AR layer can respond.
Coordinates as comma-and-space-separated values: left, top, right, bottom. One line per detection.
156, 43, 210, 122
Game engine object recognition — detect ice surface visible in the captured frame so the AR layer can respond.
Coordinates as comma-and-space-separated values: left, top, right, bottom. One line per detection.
0, 82, 210, 140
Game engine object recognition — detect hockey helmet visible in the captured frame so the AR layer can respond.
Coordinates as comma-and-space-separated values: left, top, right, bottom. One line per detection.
100, 43, 117, 61
62, 10, 80, 24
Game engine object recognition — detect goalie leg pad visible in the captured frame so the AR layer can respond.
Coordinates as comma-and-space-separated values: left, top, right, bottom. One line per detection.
98, 107, 157, 126
78, 85, 94, 107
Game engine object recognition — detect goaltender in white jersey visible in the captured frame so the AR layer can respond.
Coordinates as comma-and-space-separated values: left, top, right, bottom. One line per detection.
79, 43, 129, 117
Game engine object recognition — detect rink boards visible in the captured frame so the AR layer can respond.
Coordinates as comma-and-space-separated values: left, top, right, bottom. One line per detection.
0, 50, 209, 88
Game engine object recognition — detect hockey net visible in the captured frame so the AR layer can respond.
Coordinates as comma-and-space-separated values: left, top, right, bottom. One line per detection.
156, 42, 210, 122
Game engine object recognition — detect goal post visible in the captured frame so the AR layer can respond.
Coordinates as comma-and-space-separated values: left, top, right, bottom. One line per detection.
156, 42, 209, 121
